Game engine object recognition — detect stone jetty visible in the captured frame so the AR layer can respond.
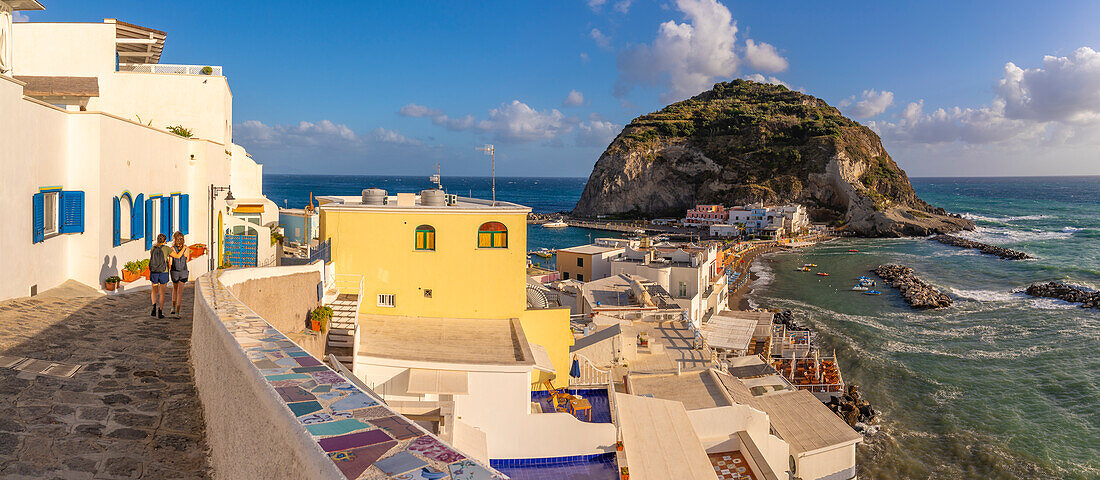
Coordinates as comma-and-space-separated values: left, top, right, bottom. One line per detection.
932, 234, 1031, 259
873, 264, 953, 309
1025, 282, 1100, 309
826, 384, 877, 432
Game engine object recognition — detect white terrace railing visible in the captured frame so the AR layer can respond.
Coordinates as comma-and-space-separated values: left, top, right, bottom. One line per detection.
569, 354, 613, 387
119, 63, 223, 76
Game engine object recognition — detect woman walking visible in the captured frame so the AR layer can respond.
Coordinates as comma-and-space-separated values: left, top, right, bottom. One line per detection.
168, 231, 190, 316
149, 233, 172, 318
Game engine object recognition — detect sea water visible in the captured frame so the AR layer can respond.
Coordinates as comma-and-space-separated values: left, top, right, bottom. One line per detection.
265, 173, 1099, 479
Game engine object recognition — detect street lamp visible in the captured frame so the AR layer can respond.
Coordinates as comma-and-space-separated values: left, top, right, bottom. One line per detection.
209, 184, 234, 271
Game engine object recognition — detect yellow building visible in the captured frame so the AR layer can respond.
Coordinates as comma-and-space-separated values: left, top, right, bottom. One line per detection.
318, 189, 573, 387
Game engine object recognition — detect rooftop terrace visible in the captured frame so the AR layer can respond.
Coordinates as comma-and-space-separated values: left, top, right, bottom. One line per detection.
357, 315, 535, 366
317, 193, 529, 213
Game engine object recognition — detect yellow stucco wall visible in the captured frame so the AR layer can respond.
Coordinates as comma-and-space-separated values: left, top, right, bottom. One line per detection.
321, 208, 528, 318
520, 307, 575, 389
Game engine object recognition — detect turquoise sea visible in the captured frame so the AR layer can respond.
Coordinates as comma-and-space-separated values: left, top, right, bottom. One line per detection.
265, 174, 1099, 479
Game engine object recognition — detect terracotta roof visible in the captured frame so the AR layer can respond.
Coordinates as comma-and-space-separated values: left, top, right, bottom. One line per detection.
14, 76, 99, 97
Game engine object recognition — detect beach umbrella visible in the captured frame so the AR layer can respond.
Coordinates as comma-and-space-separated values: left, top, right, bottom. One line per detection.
569, 356, 581, 378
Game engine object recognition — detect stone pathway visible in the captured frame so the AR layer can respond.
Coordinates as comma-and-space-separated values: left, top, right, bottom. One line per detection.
0, 285, 210, 479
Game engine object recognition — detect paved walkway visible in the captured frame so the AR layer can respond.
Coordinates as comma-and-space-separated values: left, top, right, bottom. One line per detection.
0, 284, 210, 479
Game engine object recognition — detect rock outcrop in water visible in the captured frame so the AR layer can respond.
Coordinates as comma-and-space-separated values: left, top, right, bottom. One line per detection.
932, 235, 1031, 259
826, 384, 877, 432
873, 264, 953, 309
572, 80, 974, 237
1025, 282, 1100, 309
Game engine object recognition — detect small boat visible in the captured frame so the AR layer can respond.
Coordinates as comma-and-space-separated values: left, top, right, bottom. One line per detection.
816, 272, 830, 277
542, 218, 568, 228
864, 290, 882, 296
533, 248, 553, 258
803, 263, 818, 268
858, 278, 876, 287
795, 266, 812, 272
851, 285, 869, 291
849, 249, 859, 252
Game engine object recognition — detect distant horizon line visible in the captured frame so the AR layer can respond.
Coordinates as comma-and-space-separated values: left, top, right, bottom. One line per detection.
263, 172, 1100, 180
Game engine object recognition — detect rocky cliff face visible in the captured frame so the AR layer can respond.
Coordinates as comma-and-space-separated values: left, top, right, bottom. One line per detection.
572, 80, 973, 237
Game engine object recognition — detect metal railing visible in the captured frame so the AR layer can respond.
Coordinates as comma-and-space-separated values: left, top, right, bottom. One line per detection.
118, 63, 223, 76
569, 354, 613, 387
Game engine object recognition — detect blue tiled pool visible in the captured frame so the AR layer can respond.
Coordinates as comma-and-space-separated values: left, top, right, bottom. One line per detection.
531, 388, 612, 423
491, 453, 618, 480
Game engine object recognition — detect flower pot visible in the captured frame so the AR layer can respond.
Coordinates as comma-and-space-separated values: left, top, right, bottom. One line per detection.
104, 281, 118, 291
188, 244, 207, 260
616, 442, 624, 452
310, 319, 320, 332
121, 270, 141, 283
141, 267, 150, 280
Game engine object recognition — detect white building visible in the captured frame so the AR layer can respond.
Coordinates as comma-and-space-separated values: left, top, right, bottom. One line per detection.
609, 243, 728, 327
0, 2, 277, 300
709, 224, 742, 238
725, 204, 809, 238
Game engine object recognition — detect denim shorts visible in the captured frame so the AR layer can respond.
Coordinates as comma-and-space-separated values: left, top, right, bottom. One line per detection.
150, 272, 170, 285
171, 271, 189, 283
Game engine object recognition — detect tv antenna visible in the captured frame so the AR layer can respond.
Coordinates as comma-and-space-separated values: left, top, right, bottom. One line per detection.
430, 163, 443, 190
476, 144, 496, 205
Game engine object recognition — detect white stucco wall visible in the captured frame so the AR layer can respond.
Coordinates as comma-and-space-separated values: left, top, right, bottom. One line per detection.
797, 444, 857, 480
687, 405, 790, 476
11, 22, 117, 77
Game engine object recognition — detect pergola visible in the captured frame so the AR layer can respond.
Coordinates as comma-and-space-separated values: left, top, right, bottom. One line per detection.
105, 18, 166, 65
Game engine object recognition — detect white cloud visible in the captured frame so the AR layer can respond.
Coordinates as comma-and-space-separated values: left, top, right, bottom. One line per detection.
580, 52, 590, 62
563, 90, 585, 107
403, 100, 579, 143
590, 28, 611, 49
614, 0, 751, 102
587, 0, 608, 11
577, 117, 622, 147
614, 0, 633, 13
875, 47, 1100, 148
12, 11, 29, 22
743, 39, 788, 73
742, 73, 788, 87
995, 47, 1100, 123
370, 127, 421, 146
838, 89, 894, 119
398, 103, 442, 118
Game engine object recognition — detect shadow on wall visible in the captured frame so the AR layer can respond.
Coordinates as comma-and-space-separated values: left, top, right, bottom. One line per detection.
99, 255, 118, 284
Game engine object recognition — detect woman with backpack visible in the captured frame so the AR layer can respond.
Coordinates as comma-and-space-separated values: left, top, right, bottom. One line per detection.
168, 231, 190, 316
149, 233, 172, 318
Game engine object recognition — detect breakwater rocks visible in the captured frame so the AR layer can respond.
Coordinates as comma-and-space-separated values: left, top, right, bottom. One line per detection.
826, 385, 878, 432
932, 234, 1031, 259
1026, 282, 1100, 309
873, 264, 953, 309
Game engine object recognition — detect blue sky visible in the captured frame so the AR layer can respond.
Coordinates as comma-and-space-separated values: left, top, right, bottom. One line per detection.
24, 1, 1100, 177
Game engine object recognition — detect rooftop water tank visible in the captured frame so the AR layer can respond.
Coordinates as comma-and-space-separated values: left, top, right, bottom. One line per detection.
362, 188, 387, 205
420, 189, 445, 207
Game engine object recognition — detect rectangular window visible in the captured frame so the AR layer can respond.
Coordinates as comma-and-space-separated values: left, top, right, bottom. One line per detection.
562, 272, 570, 280
679, 282, 687, 297
377, 293, 396, 307
577, 257, 584, 267
43, 192, 59, 237
577, 274, 584, 281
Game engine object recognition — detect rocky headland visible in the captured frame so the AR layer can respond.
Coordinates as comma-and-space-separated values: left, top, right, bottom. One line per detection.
873, 264, 953, 309
932, 235, 1031, 259
1025, 282, 1100, 309
572, 80, 974, 237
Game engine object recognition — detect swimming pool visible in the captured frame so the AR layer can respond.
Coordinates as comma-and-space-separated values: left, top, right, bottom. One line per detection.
491, 453, 618, 480
530, 387, 612, 423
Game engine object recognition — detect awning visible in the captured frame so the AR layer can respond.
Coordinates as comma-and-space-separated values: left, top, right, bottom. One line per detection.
700, 314, 758, 351
529, 343, 557, 374
233, 204, 264, 214
406, 368, 469, 395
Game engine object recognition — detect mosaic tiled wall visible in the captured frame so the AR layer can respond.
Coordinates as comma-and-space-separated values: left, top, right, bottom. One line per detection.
200, 271, 506, 480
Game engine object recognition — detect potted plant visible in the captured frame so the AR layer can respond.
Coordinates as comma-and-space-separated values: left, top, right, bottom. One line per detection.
637, 332, 649, 347
137, 259, 150, 279
200, 66, 213, 75
615, 440, 624, 452
104, 276, 121, 291
620, 467, 629, 480
188, 243, 207, 260
122, 260, 144, 283
309, 306, 333, 333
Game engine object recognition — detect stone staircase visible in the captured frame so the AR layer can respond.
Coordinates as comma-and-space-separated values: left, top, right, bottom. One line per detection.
323, 274, 364, 371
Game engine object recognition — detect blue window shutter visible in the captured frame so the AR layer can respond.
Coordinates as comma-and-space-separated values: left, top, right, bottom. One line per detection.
32, 193, 45, 243
145, 197, 155, 250
132, 194, 144, 240
59, 190, 85, 234
112, 196, 121, 247
179, 194, 190, 235
161, 196, 172, 238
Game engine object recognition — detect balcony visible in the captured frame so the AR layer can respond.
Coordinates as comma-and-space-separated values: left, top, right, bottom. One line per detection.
118, 63, 223, 76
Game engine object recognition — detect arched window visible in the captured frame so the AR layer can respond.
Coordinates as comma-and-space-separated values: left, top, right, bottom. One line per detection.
478, 222, 507, 248
415, 225, 435, 250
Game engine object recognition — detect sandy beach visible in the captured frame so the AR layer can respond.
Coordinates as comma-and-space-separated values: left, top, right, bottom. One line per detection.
726, 245, 779, 310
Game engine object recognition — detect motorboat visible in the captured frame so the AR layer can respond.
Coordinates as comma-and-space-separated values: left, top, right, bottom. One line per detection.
864, 290, 882, 296
532, 248, 553, 258
803, 263, 818, 268
542, 218, 568, 228
816, 272, 830, 277
851, 285, 869, 291
858, 278, 876, 287
795, 266, 812, 272
849, 249, 859, 252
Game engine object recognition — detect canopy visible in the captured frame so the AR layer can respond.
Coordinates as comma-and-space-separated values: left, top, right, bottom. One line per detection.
529, 343, 557, 374
405, 368, 469, 395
